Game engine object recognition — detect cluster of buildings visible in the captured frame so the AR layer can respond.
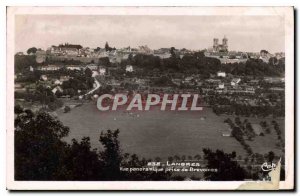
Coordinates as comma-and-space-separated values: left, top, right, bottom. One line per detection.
19, 42, 197, 64
204, 37, 285, 64
17, 38, 285, 66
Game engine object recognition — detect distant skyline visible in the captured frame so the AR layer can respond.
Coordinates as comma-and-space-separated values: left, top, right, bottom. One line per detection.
15, 15, 285, 53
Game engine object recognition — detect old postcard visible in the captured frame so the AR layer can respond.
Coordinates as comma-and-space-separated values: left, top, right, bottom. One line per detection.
6, 6, 294, 190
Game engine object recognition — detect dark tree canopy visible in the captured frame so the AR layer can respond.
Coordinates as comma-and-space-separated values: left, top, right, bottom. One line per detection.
14, 108, 172, 181
27, 47, 38, 55
202, 148, 246, 181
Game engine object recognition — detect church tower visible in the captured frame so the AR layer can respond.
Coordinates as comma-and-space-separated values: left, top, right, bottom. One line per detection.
222, 36, 228, 52
213, 38, 219, 52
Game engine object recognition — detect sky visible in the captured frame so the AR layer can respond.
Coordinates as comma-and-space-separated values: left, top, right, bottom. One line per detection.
15, 15, 285, 53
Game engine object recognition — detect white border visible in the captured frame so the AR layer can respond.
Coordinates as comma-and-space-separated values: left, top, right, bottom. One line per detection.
6, 6, 294, 190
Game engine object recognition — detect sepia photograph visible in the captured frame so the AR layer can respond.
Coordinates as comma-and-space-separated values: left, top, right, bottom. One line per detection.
6, 6, 294, 190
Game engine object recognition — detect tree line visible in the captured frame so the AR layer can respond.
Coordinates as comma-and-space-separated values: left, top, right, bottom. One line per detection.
121, 50, 285, 77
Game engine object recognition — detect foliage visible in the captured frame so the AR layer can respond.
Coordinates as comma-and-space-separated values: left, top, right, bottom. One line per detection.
14, 108, 172, 181
64, 106, 71, 113
221, 58, 285, 76
27, 47, 38, 55
202, 149, 246, 181
98, 57, 111, 66
15, 55, 38, 73
15, 110, 69, 180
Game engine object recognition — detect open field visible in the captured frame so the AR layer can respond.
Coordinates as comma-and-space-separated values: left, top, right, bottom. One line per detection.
57, 102, 284, 160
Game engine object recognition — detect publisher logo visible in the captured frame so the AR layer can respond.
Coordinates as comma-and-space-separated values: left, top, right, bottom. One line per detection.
261, 162, 276, 172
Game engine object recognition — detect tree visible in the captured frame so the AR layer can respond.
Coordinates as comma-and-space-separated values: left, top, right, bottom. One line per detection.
27, 47, 37, 55
99, 57, 111, 66
94, 47, 101, 52
59, 137, 103, 180
269, 57, 278, 65
99, 129, 122, 180
232, 126, 243, 141
267, 151, 275, 163
170, 47, 176, 58
14, 108, 172, 181
64, 106, 71, 113
235, 117, 241, 126
128, 53, 133, 63
15, 109, 69, 180
203, 148, 246, 181
174, 155, 181, 161
84, 67, 93, 78
15, 55, 38, 73
168, 156, 174, 162
194, 154, 202, 161
14, 105, 23, 114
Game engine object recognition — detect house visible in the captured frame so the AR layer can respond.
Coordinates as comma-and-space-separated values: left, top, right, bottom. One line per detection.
54, 79, 62, 85
36, 64, 63, 71
217, 71, 226, 77
206, 79, 221, 84
93, 94, 99, 99
245, 87, 255, 93
40, 75, 48, 81
86, 64, 98, 71
51, 43, 82, 56
184, 76, 194, 83
15, 83, 26, 92
231, 78, 241, 86
222, 131, 232, 137
99, 67, 106, 75
60, 76, 70, 82
264, 77, 284, 83
270, 87, 284, 92
126, 65, 134, 72
66, 65, 82, 71
92, 71, 99, 77
218, 83, 225, 89
52, 86, 63, 94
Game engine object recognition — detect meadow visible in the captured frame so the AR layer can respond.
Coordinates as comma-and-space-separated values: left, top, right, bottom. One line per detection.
57, 102, 284, 160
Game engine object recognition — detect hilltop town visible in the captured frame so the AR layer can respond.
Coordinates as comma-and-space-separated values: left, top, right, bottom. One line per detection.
15, 38, 285, 118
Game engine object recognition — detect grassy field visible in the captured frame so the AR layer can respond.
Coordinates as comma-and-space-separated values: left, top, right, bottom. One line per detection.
57, 102, 284, 160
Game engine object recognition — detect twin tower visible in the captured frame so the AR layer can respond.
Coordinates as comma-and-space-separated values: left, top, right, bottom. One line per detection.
213, 36, 228, 53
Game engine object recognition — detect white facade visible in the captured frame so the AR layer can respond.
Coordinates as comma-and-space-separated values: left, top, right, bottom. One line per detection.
66, 66, 82, 71
54, 79, 62, 85
126, 65, 133, 72
218, 83, 225, 89
99, 68, 106, 75
52, 86, 63, 94
40, 75, 48, 81
92, 71, 99, 77
36, 65, 62, 71
217, 72, 226, 77
231, 78, 241, 86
